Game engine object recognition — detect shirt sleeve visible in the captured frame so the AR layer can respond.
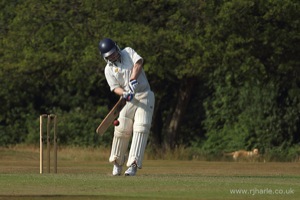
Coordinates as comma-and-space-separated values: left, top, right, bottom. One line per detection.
125, 47, 143, 64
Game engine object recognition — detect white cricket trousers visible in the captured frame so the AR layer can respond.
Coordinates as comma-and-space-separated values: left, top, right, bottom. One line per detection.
109, 91, 155, 168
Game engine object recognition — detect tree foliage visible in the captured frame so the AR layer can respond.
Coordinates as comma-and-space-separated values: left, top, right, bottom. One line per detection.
202, 0, 300, 154
1, 0, 299, 159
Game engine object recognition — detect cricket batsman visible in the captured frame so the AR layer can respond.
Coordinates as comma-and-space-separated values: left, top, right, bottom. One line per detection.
98, 38, 155, 176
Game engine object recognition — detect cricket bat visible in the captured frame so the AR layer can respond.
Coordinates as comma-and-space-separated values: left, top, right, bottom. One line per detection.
96, 97, 126, 135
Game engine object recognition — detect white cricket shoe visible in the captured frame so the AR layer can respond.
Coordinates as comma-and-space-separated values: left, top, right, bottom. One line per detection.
124, 163, 137, 176
112, 163, 122, 176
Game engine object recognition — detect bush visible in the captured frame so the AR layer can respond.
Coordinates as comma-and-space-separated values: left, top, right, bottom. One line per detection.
25, 106, 114, 148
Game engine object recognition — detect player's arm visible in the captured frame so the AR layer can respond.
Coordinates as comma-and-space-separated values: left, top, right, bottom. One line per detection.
129, 59, 143, 93
113, 87, 125, 96
130, 59, 143, 80
113, 87, 134, 102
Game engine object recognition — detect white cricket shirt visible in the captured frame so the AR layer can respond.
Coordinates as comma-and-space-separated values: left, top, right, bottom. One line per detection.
104, 47, 151, 94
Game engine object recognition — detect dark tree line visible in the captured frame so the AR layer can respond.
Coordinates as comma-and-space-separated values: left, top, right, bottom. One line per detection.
1, 0, 299, 160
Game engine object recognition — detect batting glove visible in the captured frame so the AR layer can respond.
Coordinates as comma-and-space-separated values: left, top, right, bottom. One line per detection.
122, 91, 134, 101
129, 79, 138, 93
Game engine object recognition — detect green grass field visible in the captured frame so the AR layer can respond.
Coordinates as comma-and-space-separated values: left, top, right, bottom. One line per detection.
0, 146, 299, 200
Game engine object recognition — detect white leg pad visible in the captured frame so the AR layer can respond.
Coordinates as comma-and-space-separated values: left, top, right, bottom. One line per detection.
109, 117, 133, 165
109, 135, 130, 165
127, 132, 149, 168
126, 91, 154, 168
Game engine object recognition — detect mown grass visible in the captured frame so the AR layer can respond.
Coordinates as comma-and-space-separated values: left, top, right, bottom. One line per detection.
0, 146, 299, 200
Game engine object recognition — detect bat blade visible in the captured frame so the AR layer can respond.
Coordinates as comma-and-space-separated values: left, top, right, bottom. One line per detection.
96, 98, 126, 135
